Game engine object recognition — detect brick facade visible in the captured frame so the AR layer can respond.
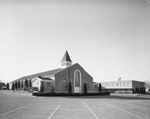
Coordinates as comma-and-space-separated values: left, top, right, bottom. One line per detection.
55, 63, 93, 93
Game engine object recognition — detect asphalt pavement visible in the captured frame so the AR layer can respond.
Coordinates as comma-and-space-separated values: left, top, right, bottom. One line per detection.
0, 90, 150, 119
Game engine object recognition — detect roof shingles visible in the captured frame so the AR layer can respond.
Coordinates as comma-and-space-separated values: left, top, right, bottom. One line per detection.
15, 68, 62, 82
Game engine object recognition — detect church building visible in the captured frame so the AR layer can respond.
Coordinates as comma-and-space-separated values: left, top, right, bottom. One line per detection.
10, 51, 98, 93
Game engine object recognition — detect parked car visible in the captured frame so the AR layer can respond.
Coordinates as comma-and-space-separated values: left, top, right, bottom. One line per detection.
32, 87, 38, 96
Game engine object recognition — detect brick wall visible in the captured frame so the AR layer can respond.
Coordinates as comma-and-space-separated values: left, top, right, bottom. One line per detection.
55, 63, 93, 93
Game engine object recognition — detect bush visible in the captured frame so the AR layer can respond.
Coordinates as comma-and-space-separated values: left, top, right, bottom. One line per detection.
99, 83, 102, 93
69, 82, 72, 94
12, 83, 14, 91
84, 83, 87, 94
35, 92, 110, 96
40, 82, 44, 92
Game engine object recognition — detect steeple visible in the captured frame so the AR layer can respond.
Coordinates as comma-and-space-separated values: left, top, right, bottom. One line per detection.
61, 51, 72, 68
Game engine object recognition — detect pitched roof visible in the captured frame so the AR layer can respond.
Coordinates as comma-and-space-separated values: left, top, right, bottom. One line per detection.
38, 76, 53, 81
56, 63, 93, 79
32, 76, 54, 82
61, 51, 72, 62
15, 68, 62, 82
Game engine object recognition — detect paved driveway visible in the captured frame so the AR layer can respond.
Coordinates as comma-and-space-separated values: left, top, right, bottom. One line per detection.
0, 91, 150, 119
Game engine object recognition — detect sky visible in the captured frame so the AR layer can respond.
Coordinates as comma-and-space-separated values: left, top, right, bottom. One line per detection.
0, 0, 150, 83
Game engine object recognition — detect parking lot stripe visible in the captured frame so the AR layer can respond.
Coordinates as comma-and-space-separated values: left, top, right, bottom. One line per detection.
48, 105, 60, 119
0, 104, 31, 117
102, 102, 143, 119
82, 102, 99, 119
120, 102, 150, 109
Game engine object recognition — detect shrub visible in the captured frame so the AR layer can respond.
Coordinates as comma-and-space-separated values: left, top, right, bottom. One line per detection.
69, 82, 72, 94
40, 81, 44, 92
7, 83, 9, 90
84, 83, 87, 94
98, 83, 102, 93
12, 83, 14, 91
35, 92, 110, 96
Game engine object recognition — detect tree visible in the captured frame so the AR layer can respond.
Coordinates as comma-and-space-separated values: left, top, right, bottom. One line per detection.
12, 83, 14, 91
6, 83, 9, 90
84, 83, 87, 94
16, 81, 18, 89
135, 87, 138, 93
29, 79, 32, 87
21, 81, 23, 88
40, 81, 44, 92
132, 89, 135, 94
51, 85, 54, 93
98, 83, 102, 93
15, 81, 17, 90
69, 82, 72, 94
18, 81, 20, 89
143, 87, 146, 94
25, 79, 28, 87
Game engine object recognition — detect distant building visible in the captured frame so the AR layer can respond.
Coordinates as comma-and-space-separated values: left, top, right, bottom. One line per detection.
101, 80, 145, 93
144, 81, 150, 92
10, 51, 98, 93
0, 82, 6, 90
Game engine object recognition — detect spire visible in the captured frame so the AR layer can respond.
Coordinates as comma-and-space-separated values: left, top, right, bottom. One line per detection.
61, 50, 72, 63
61, 51, 72, 68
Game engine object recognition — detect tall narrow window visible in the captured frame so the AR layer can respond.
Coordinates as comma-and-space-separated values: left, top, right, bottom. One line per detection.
75, 71, 80, 87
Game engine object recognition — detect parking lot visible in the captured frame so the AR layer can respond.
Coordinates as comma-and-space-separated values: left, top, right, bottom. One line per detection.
0, 91, 150, 119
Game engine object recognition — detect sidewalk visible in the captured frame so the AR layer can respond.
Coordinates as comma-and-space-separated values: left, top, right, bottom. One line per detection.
111, 93, 150, 98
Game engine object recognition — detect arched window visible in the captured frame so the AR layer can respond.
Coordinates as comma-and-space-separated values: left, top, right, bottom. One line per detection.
63, 79, 67, 89
75, 71, 80, 87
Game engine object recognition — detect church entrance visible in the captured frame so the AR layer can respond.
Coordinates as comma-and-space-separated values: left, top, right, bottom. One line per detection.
74, 70, 81, 93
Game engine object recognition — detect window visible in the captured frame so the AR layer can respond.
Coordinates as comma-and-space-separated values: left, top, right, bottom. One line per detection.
47, 82, 51, 87
63, 79, 67, 89
75, 71, 80, 87
95, 85, 97, 88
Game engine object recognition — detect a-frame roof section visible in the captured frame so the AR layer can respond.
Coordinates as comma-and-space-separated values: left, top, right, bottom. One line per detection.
55, 63, 93, 79
61, 51, 72, 62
